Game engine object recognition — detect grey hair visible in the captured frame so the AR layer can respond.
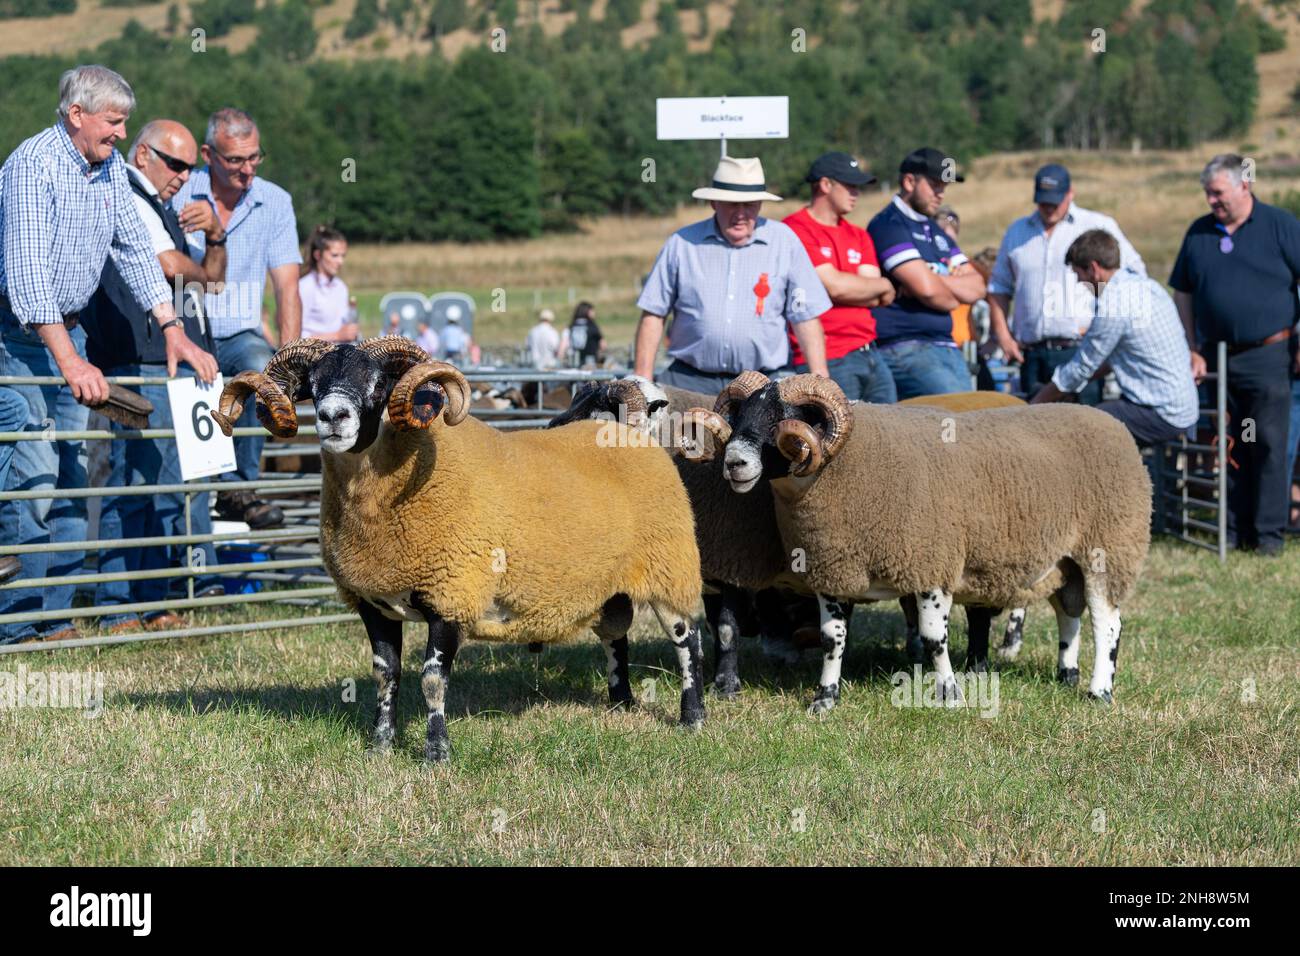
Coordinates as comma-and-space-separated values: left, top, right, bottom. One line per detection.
1201, 153, 1246, 189
205, 107, 258, 146
128, 119, 166, 161
57, 64, 135, 121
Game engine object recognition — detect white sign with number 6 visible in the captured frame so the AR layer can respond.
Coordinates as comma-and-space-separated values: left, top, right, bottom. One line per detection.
167, 373, 236, 481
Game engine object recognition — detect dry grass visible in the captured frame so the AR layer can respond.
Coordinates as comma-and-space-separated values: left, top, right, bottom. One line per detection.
1, 539, 1297, 865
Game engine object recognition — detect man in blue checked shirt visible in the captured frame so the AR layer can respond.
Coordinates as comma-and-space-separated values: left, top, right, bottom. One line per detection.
633, 155, 831, 393
0, 65, 216, 644
171, 107, 302, 529
1030, 230, 1198, 449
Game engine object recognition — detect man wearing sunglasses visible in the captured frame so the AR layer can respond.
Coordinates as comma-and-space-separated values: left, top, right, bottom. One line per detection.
0, 66, 219, 643
81, 118, 228, 633
170, 107, 303, 530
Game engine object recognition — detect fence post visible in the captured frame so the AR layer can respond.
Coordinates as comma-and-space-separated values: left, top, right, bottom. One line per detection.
1216, 340, 1228, 563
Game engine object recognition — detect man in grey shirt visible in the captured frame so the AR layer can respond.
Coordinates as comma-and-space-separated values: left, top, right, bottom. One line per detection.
634, 156, 831, 393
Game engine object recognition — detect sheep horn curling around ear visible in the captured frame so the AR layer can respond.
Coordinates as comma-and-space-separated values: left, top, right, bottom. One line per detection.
775, 374, 853, 474
211, 371, 299, 438
674, 409, 731, 461
775, 419, 824, 477
263, 338, 337, 400
388, 362, 472, 429
604, 378, 649, 426
713, 369, 771, 418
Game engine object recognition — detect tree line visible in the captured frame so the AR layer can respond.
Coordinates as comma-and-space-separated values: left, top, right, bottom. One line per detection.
0, 0, 1281, 242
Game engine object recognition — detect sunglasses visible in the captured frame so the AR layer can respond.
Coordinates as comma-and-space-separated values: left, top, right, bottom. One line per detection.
147, 143, 197, 175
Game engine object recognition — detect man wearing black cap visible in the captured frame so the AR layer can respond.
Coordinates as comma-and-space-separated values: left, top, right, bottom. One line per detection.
986, 162, 1145, 404
866, 147, 985, 398
782, 152, 898, 401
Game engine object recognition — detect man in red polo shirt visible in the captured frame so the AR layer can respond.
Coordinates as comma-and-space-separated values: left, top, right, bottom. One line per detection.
784, 151, 898, 402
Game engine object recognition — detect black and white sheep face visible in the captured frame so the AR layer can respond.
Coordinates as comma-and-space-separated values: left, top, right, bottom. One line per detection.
304, 347, 391, 454
722, 383, 823, 493
547, 378, 671, 438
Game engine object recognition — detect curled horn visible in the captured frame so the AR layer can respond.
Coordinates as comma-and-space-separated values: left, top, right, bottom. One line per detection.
604, 378, 650, 426
211, 371, 298, 438
263, 338, 336, 401
775, 374, 853, 474
713, 370, 770, 418
775, 420, 824, 477
673, 409, 731, 461
358, 335, 435, 379
388, 362, 471, 430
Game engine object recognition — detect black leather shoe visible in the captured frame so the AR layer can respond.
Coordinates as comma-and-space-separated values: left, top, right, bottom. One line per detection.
216, 490, 284, 529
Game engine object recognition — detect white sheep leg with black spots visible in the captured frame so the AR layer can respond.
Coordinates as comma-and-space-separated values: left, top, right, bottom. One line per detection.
1085, 580, 1122, 704
918, 588, 962, 705
1051, 593, 1083, 687
652, 605, 707, 729
809, 595, 849, 715
998, 606, 1026, 660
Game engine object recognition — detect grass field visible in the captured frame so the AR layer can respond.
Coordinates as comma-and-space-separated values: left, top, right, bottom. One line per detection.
2, 538, 1297, 865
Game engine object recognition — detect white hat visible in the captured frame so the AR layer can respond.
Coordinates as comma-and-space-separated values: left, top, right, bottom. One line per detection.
691, 156, 782, 203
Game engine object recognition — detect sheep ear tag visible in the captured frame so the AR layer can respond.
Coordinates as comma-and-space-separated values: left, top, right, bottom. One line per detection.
405, 384, 446, 426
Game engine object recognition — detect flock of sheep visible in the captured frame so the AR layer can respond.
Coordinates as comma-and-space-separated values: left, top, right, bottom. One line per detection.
213, 337, 1152, 763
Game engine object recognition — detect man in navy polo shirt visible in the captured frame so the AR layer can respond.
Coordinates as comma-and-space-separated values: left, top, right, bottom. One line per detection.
868, 147, 986, 398
1171, 153, 1300, 556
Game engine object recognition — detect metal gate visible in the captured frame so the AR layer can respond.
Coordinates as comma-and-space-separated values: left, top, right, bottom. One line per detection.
0, 367, 614, 654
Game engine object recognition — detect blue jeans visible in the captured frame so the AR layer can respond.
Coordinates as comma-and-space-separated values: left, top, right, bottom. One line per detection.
0, 387, 29, 498
877, 341, 971, 400
1021, 345, 1103, 405
0, 315, 90, 642
95, 364, 221, 626
798, 346, 897, 403
214, 329, 275, 484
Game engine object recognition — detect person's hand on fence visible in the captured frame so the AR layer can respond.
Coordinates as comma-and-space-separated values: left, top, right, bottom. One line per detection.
164, 326, 219, 383
1190, 350, 1207, 384
60, 353, 110, 406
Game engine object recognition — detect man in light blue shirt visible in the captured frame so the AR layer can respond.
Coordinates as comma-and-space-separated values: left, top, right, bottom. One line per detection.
0, 65, 214, 643
633, 156, 831, 393
171, 107, 302, 528
988, 164, 1145, 404
1030, 230, 1198, 448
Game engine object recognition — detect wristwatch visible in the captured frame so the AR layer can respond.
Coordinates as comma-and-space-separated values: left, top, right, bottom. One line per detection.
159, 318, 183, 333
207, 234, 227, 246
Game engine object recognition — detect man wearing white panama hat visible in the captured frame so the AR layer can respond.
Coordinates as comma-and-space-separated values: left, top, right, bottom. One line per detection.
634, 155, 831, 393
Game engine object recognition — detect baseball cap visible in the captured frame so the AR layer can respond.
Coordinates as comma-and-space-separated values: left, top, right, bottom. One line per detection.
806, 151, 878, 187
899, 147, 965, 183
1034, 164, 1071, 204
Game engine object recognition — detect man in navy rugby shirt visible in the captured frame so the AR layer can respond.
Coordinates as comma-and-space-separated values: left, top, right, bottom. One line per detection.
868, 148, 985, 399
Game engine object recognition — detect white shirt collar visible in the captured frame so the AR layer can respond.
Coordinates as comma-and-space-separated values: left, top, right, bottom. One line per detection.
125, 163, 162, 197
892, 193, 928, 223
